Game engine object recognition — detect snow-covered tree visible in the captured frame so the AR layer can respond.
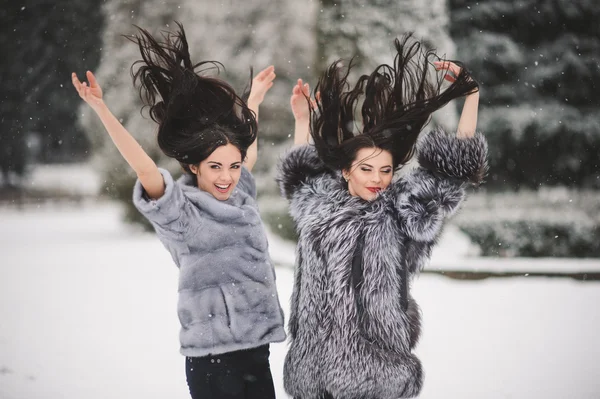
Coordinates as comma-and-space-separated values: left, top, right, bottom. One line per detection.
1, 1, 102, 187
450, 0, 600, 189
79, 0, 316, 226
315, 0, 459, 128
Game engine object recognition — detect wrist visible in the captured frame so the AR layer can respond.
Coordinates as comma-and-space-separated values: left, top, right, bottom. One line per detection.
294, 115, 310, 124
90, 99, 107, 113
247, 97, 260, 109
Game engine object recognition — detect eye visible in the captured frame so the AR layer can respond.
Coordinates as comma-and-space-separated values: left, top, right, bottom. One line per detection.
210, 165, 220, 169
360, 167, 372, 172
231, 164, 241, 170
382, 169, 392, 174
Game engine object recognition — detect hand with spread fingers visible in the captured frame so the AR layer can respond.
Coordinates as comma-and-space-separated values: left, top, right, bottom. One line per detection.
290, 78, 318, 122
71, 71, 104, 111
290, 78, 319, 146
248, 65, 276, 109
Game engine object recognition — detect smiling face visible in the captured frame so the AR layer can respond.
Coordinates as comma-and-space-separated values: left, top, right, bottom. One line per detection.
189, 143, 243, 201
343, 147, 394, 201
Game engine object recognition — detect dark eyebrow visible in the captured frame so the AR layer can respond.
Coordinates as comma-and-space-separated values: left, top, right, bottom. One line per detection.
208, 161, 241, 167
361, 163, 392, 169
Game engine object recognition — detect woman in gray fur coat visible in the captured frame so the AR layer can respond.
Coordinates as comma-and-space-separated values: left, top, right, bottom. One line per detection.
278, 35, 488, 399
73, 23, 285, 399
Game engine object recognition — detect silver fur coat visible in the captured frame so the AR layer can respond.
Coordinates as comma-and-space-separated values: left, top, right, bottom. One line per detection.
276, 128, 488, 399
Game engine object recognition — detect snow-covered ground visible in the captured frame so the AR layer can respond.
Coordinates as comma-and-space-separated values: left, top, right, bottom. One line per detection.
1, 203, 599, 399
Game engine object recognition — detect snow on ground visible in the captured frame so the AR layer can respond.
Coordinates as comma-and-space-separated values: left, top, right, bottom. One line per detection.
1, 203, 599, 399
21, 163, 101, 197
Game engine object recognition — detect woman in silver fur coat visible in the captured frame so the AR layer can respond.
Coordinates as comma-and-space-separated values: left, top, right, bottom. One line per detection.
277, 35, 489, 399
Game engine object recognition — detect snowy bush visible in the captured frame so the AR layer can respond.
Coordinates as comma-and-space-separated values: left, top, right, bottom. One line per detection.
480, 103, 600, 189
449, 0, 600, 189
453, 188, 600, 257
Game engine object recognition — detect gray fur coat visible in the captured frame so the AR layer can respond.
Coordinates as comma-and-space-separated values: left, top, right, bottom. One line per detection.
277, 128, 488, 399
133, 167, 286, 357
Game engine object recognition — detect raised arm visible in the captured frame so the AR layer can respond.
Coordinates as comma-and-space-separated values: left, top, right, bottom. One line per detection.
245, 65, 276, 171
72, 71, 164, 199
434, 61, 480, 138
277, 79, 331, 203
394, 62, 487, 243
290, 78, 314, 146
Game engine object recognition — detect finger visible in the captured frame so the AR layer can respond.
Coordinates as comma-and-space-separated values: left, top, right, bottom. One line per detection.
298, 78, 304, 88
434, 60, 451, 70
443, 71, 456, 83
315, 91, 321, 101
71, 72, 82, 90
265, 71, 276, 83
256, 65, 275, 81
292, 84, 301, 95
449, 64, 462, 76
86, 70, 98, 88
302, 83, 310, 97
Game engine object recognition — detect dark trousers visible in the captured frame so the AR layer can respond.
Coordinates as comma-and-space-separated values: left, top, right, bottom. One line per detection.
186, 344, 276, 399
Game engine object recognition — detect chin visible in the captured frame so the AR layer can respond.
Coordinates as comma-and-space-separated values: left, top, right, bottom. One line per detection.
213, 192, 232, 201
360, 193, 377, 201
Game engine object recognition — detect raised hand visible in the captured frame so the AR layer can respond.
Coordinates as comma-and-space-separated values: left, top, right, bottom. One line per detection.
72, 71, 104, 110
290, 78, 317, 121
248, 65, 276, 107
433, 61, 462, 83
433, 61, 480, 137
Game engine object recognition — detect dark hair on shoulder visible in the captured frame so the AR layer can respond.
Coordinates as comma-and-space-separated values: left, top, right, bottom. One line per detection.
310, 33, 479, 172
126, 22, 257, 173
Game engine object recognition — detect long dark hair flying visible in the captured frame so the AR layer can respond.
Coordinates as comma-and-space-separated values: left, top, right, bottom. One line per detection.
126, 22, 257, 173
310, 33, 479, 172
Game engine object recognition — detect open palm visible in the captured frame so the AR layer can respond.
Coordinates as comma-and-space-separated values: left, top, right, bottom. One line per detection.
72, 70, 104, 109
248, 65, 276, 106
290, 78, 318, 121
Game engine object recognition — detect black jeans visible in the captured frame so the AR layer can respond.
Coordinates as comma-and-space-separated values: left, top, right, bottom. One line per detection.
185, 344, 276, 399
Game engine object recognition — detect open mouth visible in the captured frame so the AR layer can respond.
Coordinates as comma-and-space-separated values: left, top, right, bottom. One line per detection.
367, 187, 382, 193
214, 183, 232, 194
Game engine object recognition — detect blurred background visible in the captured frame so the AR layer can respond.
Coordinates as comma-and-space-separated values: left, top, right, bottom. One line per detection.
1, 0, 599, 257
1, 0, 599, 398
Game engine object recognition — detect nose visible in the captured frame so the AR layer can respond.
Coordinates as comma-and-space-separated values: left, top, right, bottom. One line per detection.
219, 169, 233, 182
372, 172, 382, 184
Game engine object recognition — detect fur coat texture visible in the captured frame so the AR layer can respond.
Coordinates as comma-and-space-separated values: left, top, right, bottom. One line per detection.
277, 128, 488, 399
133, 167, 286, 358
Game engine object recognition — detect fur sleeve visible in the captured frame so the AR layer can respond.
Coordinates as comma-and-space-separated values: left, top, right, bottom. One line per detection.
276, 144, 330, 200
393, 129, 488, 242
133, 168, 187, 232
417, 127, 488, 185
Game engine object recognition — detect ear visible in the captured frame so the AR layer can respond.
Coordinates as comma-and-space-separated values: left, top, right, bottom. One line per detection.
342, 169, 350, 182
189, 164, 199, 174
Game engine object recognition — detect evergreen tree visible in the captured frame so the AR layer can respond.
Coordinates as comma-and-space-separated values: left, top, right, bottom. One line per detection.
79, 0, 316, 226
0, 0, 102, 188
450, 0, 600, 188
